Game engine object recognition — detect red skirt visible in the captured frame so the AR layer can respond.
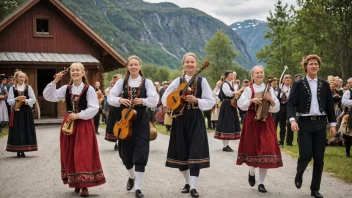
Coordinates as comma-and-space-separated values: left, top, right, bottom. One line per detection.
236, 109, 283, 168
60, 113, 106, 188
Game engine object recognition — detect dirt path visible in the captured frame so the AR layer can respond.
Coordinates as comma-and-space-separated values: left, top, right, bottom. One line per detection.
0, 125, 350, 197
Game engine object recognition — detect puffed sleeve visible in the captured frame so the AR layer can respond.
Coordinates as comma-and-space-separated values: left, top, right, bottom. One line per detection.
26, 86, 36, 107
198, 78, 215, 111
43, 82, 67, 102
7, 87, 15, 106
161, 78, 180, 106
237, 87, 251, 110
268, 87, 280, 113
107, 79, 124, 107
143, 79, 159, 108
342, 90, 352, 107
222, 83, 233, 97
78, 86, 99, 120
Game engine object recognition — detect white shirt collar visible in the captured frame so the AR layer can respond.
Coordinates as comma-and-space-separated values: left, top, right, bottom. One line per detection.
129, 75, 141, 81
16, 83, 26, 89
253, 83, 265, 88
72, 82, 84, 89
306, 76, 318, 82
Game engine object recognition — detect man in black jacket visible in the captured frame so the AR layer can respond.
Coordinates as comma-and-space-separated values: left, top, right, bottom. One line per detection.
287, 54, 336, 198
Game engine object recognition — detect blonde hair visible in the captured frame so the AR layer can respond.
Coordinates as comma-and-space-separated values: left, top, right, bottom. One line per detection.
182, 52, 197, 64
14, 70, 28, 85
251, 65, 264, 84
68, 62, 88, 85
123, 55, 144, 87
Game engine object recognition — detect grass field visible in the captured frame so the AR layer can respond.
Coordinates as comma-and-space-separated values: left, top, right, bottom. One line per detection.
0, 126, 9, 139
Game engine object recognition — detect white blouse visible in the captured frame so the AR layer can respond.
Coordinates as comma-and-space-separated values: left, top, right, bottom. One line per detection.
107, 75, 159, 108
161, 75, 215, 111
43, 82, 99, 120
237, 83, 280, 113
222, 80, 235, 97
7, 83, 36, 108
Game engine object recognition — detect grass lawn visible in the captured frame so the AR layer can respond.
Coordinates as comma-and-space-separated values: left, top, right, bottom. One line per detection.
278, 131, 352, 183
0, 126, 9, 139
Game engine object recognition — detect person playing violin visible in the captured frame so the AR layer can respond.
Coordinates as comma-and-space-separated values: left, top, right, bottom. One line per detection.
43, 62, 106, 197
107, 55, 159, 198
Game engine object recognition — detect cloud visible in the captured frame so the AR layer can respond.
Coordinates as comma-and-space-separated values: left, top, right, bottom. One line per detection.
143, 0, 297, 24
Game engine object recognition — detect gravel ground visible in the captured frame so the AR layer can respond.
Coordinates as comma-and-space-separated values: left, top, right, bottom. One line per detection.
0, 125, 350, 198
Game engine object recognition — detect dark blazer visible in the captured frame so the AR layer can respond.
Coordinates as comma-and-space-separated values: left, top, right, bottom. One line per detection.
287, 77, 336, 123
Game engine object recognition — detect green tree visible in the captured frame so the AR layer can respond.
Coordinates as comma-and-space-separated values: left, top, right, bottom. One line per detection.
256, 0, 300, 80
204, 30, 240, 87
0, 0, 25, 20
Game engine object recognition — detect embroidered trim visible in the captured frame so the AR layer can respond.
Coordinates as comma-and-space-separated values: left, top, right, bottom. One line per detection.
61, 169, 106, 185
214, 132, 240, 140
166, 158, 210, 165
237, 153, 282, 165
6, 145, 38, 151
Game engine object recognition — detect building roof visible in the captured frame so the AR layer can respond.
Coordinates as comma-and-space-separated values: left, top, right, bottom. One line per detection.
0, 0, 127, 70
0, 52, 99, 64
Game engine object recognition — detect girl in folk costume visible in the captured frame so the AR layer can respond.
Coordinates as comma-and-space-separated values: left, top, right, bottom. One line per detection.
162, 53, 215, 198
210, 80, 222, 130
6, 71, 37, 157
214, 70, 241, 151
236, 66, 282, 193
107, 56, 158, 198
43, 63, 105, 197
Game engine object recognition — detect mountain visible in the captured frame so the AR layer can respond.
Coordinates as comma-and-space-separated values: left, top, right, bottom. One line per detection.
230, 19, 269, 65
60, 0, 255, 69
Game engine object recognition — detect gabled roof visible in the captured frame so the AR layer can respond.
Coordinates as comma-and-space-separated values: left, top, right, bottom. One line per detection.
0, 0, 127, 69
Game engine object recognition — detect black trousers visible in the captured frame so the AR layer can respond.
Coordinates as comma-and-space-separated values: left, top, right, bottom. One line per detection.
343, 134, 352, 156
272, 112, 279, 128
93, 109, 101, 133
297, 118, 326, 191
278, 105, 293, 145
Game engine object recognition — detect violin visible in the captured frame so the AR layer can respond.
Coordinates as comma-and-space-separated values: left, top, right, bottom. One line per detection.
166, 61, 209, 110
113, 96, 137, 140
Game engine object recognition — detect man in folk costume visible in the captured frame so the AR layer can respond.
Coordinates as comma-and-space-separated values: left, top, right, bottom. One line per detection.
287, 55, 336, 198
278, 74, 293, 146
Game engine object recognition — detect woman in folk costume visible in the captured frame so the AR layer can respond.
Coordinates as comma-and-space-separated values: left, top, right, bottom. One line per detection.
0, 74, 9, 133
162, 53, 215, 198
43, 62, 105, 197
6, 71, 37, 157
210, 80, 222, 130
236, 66, 282, 193
108, 55, 158, 198
214, 70, 241, 151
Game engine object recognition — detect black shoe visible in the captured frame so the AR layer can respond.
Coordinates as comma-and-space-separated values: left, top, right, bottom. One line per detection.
258, 184, 267, 193
20, 152, 25, 157
17, 152, 20, 158
126, 178, 135, 191
248, 172, 255, 187
181, 184, 190, 193
226, 145, 234, 151
295, 172, 303, 189
311, 190, 323, 198
345, 153, 350, 157
190, 189, 199, 197
135, 189, 144, 198
114, 144, 119, 151
222, 146, 233, 152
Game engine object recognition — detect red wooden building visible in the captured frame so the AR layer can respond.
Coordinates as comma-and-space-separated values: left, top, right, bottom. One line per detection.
0, 0, 126, 119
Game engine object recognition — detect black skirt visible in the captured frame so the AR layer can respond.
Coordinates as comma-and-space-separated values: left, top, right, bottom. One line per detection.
6, 105, 37, 152
104, 106, 121, 142
118, 108, 150, 168
214, 99, 241, 140
166, 108, 210, 170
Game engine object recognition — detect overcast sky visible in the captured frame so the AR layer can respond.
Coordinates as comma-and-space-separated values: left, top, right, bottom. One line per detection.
144, 0, 297, 25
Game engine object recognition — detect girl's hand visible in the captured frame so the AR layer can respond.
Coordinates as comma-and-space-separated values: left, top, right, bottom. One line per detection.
52, 72, 64, 84
251, 97, 262, 105
133, 98, 143, 105
184, 95, 198, 103
119, 98, 131, 107
263, 92, 272, 101
67, 113, 80, 121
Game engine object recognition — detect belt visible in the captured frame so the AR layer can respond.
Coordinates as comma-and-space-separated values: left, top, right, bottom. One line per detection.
298, 115, 326, 120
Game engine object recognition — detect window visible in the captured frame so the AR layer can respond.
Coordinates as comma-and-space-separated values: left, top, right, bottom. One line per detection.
33, 16, 52, 37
